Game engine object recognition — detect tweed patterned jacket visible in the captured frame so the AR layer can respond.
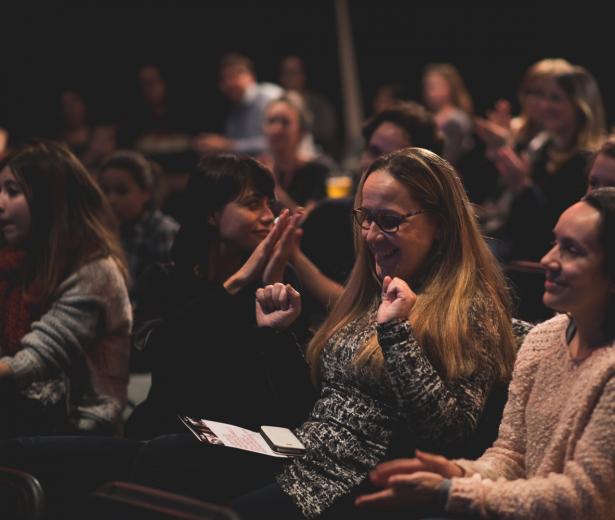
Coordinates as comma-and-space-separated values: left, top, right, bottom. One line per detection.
277, 301, 504, 518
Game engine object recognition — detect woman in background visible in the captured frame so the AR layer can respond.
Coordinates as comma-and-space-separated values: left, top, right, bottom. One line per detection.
494, 65, 606, 261
261, 91, 332, 213
422, 63, 474, 167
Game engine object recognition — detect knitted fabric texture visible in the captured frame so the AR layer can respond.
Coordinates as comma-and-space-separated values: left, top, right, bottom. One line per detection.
447, 313, 615, 520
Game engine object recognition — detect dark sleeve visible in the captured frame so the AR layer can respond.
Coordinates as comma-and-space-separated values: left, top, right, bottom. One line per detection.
132, 262, 177, 354
377, 320, 495, 450
253, 327, 317, 428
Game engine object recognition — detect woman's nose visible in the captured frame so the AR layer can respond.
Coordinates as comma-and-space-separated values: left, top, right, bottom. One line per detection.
261, 204, 275, 223
540, 245, 558, 270
365, 221, 384, 243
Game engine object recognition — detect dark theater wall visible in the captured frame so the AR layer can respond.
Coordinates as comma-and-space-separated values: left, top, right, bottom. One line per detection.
1, 2, 612, 145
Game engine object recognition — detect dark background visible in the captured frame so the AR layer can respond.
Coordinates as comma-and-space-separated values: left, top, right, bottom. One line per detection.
1, 3, 611, 147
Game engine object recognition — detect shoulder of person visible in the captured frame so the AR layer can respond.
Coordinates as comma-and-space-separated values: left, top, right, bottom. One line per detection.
58, 256, 125, 292
515, 313, 568, 362
147, 210, 180, 236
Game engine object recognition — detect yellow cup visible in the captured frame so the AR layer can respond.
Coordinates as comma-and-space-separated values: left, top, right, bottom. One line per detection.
326, 176, 353, 199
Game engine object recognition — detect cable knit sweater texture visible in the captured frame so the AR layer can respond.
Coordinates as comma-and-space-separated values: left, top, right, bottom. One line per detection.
447, 313, 615, 519
0, 257, 132, 434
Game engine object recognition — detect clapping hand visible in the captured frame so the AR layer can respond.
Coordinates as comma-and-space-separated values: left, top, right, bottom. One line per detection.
224, 209, 292, 294
262, 210, 303, 285
495, 146, 531, 194
255, 283, 302, 328
376, 276, 417, 324
355, 450, 463, 511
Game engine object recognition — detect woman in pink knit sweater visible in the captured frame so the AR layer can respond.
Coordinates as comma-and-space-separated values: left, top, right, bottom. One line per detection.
355, 187, 615, 519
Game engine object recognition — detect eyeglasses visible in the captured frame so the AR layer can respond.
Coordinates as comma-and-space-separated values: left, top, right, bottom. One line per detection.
352, 207, 426, 234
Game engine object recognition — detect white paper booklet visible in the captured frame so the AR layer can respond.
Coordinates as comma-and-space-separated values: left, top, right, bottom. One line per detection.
179, 416, 290, 458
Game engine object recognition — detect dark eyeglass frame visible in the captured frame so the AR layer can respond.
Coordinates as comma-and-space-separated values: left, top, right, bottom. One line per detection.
352, 207, 426, 234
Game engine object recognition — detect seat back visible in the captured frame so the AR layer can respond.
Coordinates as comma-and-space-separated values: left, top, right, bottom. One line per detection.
0, 466, 46, 520
89, 481, 242, 520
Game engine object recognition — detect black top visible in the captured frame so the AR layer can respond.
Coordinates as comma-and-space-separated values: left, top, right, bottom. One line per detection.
502, 143, 590, 261
125, 263, 316, 439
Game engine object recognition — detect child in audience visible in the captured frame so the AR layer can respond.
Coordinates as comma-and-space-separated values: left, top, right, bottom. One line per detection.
0, 140, 131, 437
97, 150, 179, 297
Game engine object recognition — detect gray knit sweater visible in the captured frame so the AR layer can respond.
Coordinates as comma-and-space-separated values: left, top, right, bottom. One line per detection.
0, 257, 132, 434
447, 313, 615, 519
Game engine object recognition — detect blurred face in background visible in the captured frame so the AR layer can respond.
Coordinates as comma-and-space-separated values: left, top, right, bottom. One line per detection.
61, 91, 87, 126
219, 66, 255, 104
423, 72, 452, 112
139, 66, 166, 106
99, 168, 150, 225
264, 102, 303, 157
360, 122, 411, 173
520, 76, 549, 126
537, 78, 578, 136
279, 57, 306, 91
587, 152, 615, 193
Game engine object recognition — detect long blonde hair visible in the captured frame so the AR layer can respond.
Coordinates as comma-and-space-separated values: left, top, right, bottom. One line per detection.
558, 66, 607, 151
307, 148, 516, 384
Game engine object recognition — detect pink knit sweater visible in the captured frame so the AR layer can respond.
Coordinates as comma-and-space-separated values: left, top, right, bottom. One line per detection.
446, 313, 615, 519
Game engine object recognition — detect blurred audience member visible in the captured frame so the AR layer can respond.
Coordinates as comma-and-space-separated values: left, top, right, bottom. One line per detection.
193, 53, 282, 157
476, 59, 573, 160
493, 65, 606, 261
359, 101, 445, 179
278, 55, 338, 157
371, 82, 404, 116
422, 63, 474, 166
477, 59, 575, 237
81, 123, 118, 174
261, 91, 332, 213
97, 151, 179, 298
587, 135, 615, 193
130, 65, 191, 151
57, 89, 90, 159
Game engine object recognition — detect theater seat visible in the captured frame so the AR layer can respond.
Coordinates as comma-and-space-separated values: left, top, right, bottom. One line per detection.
89, 481, 242, 520
0, 466, 46, 520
